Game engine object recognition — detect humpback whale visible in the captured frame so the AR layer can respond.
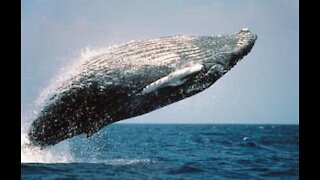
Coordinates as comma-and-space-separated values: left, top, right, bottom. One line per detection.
28, 29, 257, 147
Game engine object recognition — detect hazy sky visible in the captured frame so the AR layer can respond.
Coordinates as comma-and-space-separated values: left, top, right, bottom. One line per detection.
21, 0, 299, 124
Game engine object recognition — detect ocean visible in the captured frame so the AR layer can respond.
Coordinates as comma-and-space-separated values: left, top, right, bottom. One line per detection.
21, 124, 299, 179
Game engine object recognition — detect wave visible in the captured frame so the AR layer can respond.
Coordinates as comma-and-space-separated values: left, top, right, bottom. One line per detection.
90, 159, 155, 166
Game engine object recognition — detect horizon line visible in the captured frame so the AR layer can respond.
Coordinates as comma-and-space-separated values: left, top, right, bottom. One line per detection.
115, 122, 299, 125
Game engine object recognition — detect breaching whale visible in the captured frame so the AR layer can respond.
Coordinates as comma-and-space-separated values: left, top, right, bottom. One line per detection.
28, 29, 257, 147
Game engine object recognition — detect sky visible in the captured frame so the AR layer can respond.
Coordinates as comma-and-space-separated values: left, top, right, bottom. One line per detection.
21, 0, 299, 124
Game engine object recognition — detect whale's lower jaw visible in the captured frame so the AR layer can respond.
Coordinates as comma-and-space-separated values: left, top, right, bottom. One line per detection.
28, 29, 257, 148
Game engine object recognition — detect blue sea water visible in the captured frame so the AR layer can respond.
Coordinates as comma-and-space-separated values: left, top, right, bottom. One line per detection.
21, 124, 299, 179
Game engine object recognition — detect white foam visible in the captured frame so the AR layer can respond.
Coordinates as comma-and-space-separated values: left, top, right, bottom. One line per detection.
242, 137, 249, 141
21, 133, 73, 163
102, 159, 155, 165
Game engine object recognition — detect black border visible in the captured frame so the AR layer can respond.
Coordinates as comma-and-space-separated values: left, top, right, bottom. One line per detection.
3, 0, 21, 178
16, 0, 304, 179
299, 0, 311, 179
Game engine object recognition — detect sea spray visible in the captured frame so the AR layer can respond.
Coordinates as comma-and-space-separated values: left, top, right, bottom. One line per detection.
21, 133, 73, 163
35, 46, 113, 109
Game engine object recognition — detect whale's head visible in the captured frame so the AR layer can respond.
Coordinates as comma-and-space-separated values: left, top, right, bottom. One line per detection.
140, 28, 257, 99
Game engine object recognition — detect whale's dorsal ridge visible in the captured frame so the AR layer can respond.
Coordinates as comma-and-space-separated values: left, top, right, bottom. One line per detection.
141, 64, 204, 94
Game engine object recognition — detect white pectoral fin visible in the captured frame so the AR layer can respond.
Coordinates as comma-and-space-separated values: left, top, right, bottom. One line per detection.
141, 64, 203, 94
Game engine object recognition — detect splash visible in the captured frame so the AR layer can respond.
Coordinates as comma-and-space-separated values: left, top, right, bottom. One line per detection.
21, 133, 73, 163
21, 106, 73, 163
